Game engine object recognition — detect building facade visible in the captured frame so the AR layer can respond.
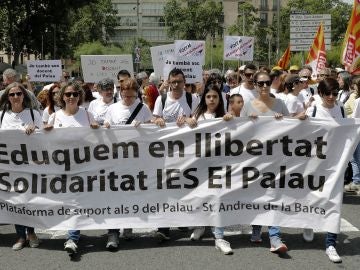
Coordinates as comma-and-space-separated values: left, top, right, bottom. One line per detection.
110, 0, 289, 45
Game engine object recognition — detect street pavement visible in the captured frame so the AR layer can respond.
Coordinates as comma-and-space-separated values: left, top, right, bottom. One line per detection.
0, 192, 359, 270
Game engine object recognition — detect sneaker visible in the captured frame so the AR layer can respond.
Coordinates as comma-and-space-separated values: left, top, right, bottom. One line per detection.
123, 228, 135, 241
28, 236, 40, 248
326, 246, 342, 263
215, 239, 233, 255
270, 237, 288, 253
190, 227, 205, 241
344, 182, 360, 192
12, 239, 26, 251
106, 232, 120, 250
302, 228, 314, 242
155, 229, 170, 242
250, 226, 262, 243
64, 239, 78, 254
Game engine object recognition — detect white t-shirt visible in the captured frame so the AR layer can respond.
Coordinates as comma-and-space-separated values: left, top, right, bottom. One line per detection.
48, 107, 95, 128
88, 98, 115, 125
104, 99, 152, 125
306, 103, 345, 119
42, 106, 60, 123
284, 94, 304, 114
351, 97, 360, 118
0, 108, 43, 130
230, 84, 258, 104
153, 91, 198, 123
197, 112, 216, 121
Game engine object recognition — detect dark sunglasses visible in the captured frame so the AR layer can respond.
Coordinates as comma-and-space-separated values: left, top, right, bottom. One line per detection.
64, 91, 80, 98
244, 73, 255, 78
256, 81, 271, 87
8, 92, 23, 97
324, 91, 339, 97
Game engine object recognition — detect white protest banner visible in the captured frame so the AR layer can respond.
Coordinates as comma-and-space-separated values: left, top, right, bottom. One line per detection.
150, 44, 175, 78
162, 55, 203, 83
174, 40, 205, 65
0, 118, 359, 233
223, 36, 254, 61
81, 55, 134, 83
27, 60, 62, 82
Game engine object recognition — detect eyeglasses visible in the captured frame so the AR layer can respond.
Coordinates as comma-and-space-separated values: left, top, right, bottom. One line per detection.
244, 73, 255, 78
256, 81, 271, 87
8, 92, 23, 97
64, 91, 80, 98
324, 91, 339, 97
170, 80, 184, 85
52, 91, 59, 96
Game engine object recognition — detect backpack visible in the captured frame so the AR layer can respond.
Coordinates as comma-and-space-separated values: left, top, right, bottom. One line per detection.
161, 92, 192, 110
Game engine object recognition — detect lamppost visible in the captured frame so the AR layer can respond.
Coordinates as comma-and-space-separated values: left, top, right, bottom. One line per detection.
266, 33, 272, 67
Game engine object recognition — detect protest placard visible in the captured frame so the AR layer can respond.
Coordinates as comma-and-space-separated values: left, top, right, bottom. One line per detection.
81, 55, 134, 83
27, 60, 62, 82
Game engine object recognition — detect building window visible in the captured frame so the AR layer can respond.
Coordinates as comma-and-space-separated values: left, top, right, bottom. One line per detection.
260, 12, 268, 25
272, 0, 278, 11
260, 0, 268, 10
142, 16, 165, 27
119, 16, 137, 27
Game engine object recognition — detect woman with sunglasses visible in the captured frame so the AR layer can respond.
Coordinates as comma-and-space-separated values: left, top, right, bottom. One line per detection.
44, 81, 99, 257
240, 71, 289, 254
42, 83, 61, 125
305, 77, 344, 263
240, 71, 289, 119
0, 82, 42, 251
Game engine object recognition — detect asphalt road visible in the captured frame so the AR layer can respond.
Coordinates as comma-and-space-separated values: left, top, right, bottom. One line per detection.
0, 192, 359, 270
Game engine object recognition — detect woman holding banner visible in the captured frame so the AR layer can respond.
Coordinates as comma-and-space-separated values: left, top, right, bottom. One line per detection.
240, 71, 290, 254
189, 82, 233, 255
44, 81, 99, 256
0, 82, 43, 251
306, 77, 344, 263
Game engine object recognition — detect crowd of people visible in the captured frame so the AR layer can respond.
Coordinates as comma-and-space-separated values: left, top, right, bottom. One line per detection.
0, 62, 359, 263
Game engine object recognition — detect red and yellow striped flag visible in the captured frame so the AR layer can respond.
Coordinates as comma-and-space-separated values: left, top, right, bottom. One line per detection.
305, 22, 326, 76
341, 0, 360, 74
276, 45, 291, 70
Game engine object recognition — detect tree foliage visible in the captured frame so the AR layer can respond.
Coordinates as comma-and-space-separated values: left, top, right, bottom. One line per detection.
0, 0, 117, 64
164, 0, 223, 40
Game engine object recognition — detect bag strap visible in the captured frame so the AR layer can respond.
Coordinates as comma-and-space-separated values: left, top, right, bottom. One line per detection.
341, 106, 345, 118
311, 106, 317, 117
126, 103, 143, 125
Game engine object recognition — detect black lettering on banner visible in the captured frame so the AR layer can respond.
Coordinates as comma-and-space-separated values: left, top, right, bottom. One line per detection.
14, 177, 28, 193
112, 142, 139, 158
52, 149, 71, 171
0, 173, 11, 191
93, 144, 109, 160
0, 144, 9, 164
183, 168, 198, 188
243, 167, 259, 188
246, 139, 263, 155
74, 146, 91, 163
11, 144, 29, 165
149, 142, 165, 157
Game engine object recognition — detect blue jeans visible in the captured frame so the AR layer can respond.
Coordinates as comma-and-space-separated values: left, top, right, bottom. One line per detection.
252, 225, 281, 238
326, 232, 337, 248
212, 227, 224, 239
15, 225, 34, 239
68, 230, 80, 241
351, 142, 360, 184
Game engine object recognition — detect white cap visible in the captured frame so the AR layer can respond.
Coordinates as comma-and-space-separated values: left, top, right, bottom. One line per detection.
239, 65, 246, 71
335, 67, 345, 73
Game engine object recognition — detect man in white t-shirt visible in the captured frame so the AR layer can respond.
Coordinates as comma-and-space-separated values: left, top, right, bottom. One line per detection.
152, 68, 198, 128
88, 78, 116, 125
230, 63, 259, 104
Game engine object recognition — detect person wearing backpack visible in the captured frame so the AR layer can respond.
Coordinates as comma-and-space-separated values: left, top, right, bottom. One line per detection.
305, 77, 345, 263
152, 68, 198, 241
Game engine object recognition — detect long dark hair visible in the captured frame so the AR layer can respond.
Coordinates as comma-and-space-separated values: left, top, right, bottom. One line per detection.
46, 83, 61, 114
193, 83, 225, 120
0, 82, 34, 111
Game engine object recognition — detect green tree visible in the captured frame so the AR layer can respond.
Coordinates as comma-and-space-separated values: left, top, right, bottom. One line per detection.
0, 0, 117, 64
164, 0, 223, 40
